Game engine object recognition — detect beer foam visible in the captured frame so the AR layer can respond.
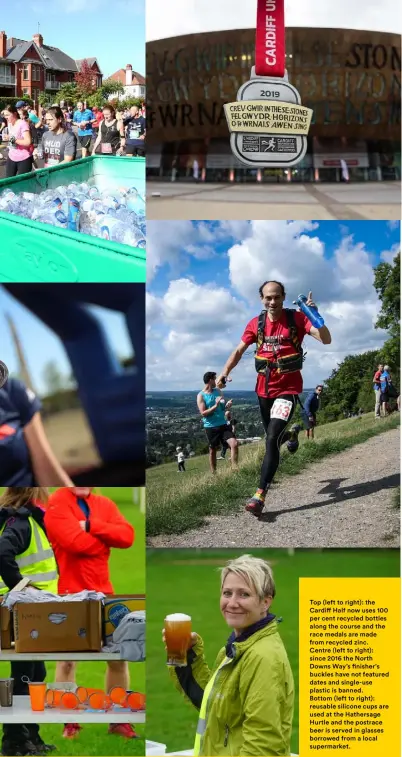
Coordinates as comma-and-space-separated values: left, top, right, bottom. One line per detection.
165, 613, 191, 622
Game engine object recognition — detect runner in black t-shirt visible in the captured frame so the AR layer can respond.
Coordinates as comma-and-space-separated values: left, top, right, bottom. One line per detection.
92, 105, 125, 155
123, 105, 146, 157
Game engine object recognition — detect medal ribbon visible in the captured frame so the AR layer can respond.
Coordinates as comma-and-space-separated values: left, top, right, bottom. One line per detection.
255, 0, 286, 78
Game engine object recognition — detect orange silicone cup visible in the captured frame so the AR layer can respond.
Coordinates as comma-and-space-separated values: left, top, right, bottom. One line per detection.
88, 692, 108, 710
76, 686, 89, 703
45, 689, 54, 707
61, 692, 80, 710
127, 692, 146, 711
109, 686, 127, 705
28, 683, 46, 712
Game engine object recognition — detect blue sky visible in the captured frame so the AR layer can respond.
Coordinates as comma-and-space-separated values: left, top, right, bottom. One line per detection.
147, 220, 400, 391
1, 3, 144, 79
0, 287, 133, 395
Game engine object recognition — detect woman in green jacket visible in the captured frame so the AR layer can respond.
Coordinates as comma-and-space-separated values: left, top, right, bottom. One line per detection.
165, 554, 294, 757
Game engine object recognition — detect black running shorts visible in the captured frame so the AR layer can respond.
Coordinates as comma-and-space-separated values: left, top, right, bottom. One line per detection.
205, 425, 235, 449
79, 135, 92, 149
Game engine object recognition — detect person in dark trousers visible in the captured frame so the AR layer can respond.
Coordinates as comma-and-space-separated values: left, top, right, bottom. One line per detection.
0, 487, 57, 757
302, 385, 323, 440
216, 281, 332, 516
219, 410, 238, 460
176, 447, 186, 472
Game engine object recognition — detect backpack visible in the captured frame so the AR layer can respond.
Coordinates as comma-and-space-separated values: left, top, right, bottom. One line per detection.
255, 308, 306, 376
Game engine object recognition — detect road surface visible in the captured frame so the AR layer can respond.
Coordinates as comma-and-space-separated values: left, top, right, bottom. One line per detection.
147, 181, 401, 221
148, 428, 400, 549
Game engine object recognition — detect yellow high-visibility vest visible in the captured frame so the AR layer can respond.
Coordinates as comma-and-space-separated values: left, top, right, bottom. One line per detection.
0, 516, 58, 595
194, 657, 232, 757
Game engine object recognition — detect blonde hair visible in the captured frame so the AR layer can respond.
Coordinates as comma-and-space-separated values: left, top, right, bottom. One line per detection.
220, 554, 276, 599
0, 487, 49, 510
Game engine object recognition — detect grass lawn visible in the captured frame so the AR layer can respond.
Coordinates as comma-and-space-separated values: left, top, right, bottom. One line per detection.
146, 548, 400, 754
146, 413, 400, 536
0, 487, 145, 756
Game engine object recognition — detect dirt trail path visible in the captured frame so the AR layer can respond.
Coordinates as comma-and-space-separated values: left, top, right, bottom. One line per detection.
148, 428, 400, 549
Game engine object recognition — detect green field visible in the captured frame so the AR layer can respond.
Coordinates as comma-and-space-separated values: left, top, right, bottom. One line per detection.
146, 548, 400, 754
0, 487, 145, 756
146, 413, 401, 536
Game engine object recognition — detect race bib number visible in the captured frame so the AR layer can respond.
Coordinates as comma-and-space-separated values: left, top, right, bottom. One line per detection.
270, 398, 293, 421
101, 142, 113, 154
46, 158, 59, 166
129, 127, 140, 140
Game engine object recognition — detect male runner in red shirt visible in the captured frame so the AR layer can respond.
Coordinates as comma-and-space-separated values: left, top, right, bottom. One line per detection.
217, 281, 332, 517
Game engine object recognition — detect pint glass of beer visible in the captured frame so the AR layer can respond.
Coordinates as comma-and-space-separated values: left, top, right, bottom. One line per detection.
164, 613, 192, 667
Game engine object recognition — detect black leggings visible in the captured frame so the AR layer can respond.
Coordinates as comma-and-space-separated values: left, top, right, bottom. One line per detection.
258, 394, 298, 490
5, 156, 33, 177
178, 461, 186, 472
1, 661, 46, 747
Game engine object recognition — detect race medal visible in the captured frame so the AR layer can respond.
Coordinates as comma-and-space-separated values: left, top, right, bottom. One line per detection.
225, 71, 312, 167
225, 0, 313, 168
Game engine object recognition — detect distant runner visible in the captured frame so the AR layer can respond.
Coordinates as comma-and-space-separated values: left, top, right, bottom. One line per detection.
302, 385, 323, 440
197, 372, 238, 473
217, 281, 332, 517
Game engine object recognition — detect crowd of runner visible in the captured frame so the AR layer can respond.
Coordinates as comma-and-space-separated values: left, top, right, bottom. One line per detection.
0, 99, 146, 177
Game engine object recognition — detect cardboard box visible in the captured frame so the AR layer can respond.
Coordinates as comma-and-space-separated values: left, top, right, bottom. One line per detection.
103, 594, 146, 645
0, 577, 30, 651
0, 600, 12, 650
13, 600, 102, 653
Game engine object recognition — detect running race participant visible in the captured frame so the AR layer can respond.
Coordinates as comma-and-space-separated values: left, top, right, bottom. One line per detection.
73, 101, 95, 158
197, 372, 238, 473
91, 105, 125, 155
302, 385, 323, 440
217, 281, 332, 517
123, 105, 145, 157
2, 105, 33, 176
38, 107, 77, 167
373, 363, 383, 419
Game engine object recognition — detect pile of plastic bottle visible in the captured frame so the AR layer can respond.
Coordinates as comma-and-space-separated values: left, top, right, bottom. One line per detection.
0, 182, 146, 248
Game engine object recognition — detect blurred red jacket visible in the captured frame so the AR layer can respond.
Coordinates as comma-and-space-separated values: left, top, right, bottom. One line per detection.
44, 488, 134, 594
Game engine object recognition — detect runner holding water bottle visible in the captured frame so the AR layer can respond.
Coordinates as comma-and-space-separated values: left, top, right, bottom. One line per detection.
197, 372, 239, 473
216, 282, 332, 517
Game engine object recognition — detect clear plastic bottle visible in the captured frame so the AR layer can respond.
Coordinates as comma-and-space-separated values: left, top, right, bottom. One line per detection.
67, 198, 80, 232
294, 294, 325, 328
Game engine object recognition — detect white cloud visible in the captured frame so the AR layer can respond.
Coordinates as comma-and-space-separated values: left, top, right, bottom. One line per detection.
147, 0, 401, 40
380, 243, 400, 263
147, 221, 227, 282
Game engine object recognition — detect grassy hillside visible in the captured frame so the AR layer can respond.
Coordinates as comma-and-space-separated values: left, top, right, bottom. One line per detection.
147, 413, 400, 537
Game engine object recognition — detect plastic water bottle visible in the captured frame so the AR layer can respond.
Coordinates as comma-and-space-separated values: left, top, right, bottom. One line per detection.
122, 227, 146, 248
294, 294, 325, 328
67, 198, 80, 231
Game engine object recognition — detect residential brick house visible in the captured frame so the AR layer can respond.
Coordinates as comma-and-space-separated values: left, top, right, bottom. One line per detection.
108, 65, 145, 101
0, 30, 102, 101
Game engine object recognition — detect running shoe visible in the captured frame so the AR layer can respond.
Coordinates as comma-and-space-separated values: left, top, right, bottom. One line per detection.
245, 494, 265, 517
1, 741, 39, 756
287, 424, 303, 453
108, 724, 138, 739
62, 724, 82, 739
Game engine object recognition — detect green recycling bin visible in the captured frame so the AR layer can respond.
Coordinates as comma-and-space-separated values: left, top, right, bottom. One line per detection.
0, 156, 146, 283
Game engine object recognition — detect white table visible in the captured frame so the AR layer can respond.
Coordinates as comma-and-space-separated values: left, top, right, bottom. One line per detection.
0, 650, 123, 661
0, 696, 145, 724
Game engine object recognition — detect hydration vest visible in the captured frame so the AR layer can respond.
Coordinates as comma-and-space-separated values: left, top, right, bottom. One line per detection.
255, 308, 306, 376
0, 516, 58, 595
